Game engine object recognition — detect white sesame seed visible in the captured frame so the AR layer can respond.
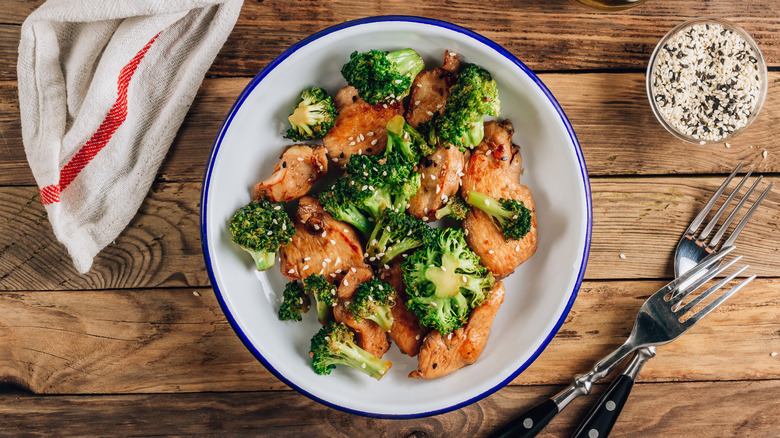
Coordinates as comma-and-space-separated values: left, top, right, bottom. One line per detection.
303, 264, 309, 271
426, 111, 433, 116
330, 239, 336, 245
619, 253, 627, 259
763, 150, 768, 159
772, 352, 778, 357
371, 139, 378, 145
415, 100, 421, 105
344, 279, 349, 286
415, 334, 420, 340
449, 51, 457, 57
324, 258, 332, 263
266, 231, 273, 236
349, 141, 356, 146
351, 267, 357, 273
515, 246, 520, 252
304, 257, 311, 261
725, 142, 731, 148
422, 216, 429, 221
488, 250, 495, 254
288, 269, 295, 274
297, 157, 304, 162
274, 205, 281, 210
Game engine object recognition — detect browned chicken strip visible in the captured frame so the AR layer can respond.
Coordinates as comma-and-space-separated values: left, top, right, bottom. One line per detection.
323, 86, 403, 167
279, 196, 369, 283
409, 281, 506, 379
334, 270, 390, 359
378, 261, 428, 357
461, 120, 538, 279
407, 145, 469, 221
253, 145, 328, 202
406, 50, 460, 128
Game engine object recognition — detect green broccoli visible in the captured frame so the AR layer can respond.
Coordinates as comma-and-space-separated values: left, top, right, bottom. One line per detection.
466, 190, 533, 241
229, 200, 296, 271
419, 63, 500, 149
402, 228, 495, 334
278, 281, 310, 322
346, 278, 396, 332
284, 87, 338, 141
366, 210, 434, 266
345, 153, 422, 216
303, 274, 338, 325
341, 48, 425, 105
319, 178, 374, 234
385, 114, 435, 165
309, 322, 393, 380
435, 194, 472, 220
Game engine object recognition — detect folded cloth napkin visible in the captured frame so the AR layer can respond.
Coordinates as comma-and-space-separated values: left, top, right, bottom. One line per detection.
18, 0, 243, 273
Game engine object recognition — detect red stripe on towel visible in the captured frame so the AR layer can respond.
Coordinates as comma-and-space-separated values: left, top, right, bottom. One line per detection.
39, 32, 160, 205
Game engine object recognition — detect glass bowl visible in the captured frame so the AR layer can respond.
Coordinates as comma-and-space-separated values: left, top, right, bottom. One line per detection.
646, 17, 767, 145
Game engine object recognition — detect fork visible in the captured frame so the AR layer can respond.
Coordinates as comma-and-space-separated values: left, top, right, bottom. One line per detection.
570, 164, 772, 437
489, 247, 755, 438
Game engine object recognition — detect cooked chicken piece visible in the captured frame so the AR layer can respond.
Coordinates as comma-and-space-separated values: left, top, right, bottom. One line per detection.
253, 145, 328, 202
406, 51, 461, 128
461, 120, 537, 279
407, 146, 469, 221
336, 266, 373, 300
378, 261, 428, 356
409, 281, 506, 379
279, 196, 369, 283
323, 86, 404, 167
334, 270, 390, 359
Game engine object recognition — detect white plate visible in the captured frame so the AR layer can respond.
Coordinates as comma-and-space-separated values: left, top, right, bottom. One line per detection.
201, 16, 591, 418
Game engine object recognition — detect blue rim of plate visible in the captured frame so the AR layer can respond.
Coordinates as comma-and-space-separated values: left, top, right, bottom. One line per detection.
200, 15, 592, 419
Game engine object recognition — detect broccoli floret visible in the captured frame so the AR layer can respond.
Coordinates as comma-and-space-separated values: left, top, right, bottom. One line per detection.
229, 200, 296, 271
345, 153, 422, 216
435, 194, 472, 220
466, 190, 533, 241
319, 179, 374, 234
309, 322, 393, 379
303, 274, 338, 325
402, 228, 494, 334
284, 87, 338, 141
346, 278, 396, 332
366, 210, 434, 266
421, 63, 500, 149
278, 281, 310, 322
341, 48, 425, 105
385, 115, 435, 164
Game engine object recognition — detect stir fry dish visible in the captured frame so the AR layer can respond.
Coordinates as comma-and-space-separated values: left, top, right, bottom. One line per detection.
228, 48, 538, 380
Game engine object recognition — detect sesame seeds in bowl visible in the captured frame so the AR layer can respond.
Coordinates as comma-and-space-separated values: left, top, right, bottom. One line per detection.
647, 18, 767, 145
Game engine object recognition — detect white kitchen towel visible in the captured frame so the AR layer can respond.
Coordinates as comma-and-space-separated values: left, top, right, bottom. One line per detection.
18, 0, 243, 273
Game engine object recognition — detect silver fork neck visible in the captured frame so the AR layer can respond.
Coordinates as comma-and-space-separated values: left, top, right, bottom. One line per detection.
551, 340, 637, 409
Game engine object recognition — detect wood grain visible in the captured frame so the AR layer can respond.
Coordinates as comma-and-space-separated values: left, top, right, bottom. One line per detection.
2, 72, 780, 186
2, 176, 778, 292
1, 278, 776, 394
0, 381, 778, 437
3, 1, 780, 81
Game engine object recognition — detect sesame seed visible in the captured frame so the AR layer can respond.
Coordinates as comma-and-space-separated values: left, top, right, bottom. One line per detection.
725, 142, 731, 148
488, 250, 495, 254
426, 111, 434, 116
297, 157, 304, 162
330, 273, 337, 278
484, 199, 490, 206
619, 253, 627, 259
515, 246, 520, 252
415, 100, 421, 105
288, 269, 295, 274
349, 141, 356, 146
371, 139, 377, 145
266, 231, 273, 236
762, 150, 768, 159
651, 22, 762, 142
422, 216, 429, 221
274, 205, 281, 210
447, 333, 453, 340
303, 265, 309, 271
449, 51, 457, 57
324, 258, 332, 263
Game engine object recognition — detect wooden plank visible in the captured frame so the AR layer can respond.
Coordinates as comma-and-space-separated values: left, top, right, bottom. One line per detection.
3, 1, 780, 81
0, 380, 778, 437
2, 72, 780, 186
2, 176, 778, 291
1, 279, 776, 394
0, 184, 209, 292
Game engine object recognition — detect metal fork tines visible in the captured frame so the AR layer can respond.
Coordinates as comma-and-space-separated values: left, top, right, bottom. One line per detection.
677, 163, 773, 271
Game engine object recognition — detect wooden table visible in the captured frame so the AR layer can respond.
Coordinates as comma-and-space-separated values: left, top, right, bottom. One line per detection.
2, 1, 779, 436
